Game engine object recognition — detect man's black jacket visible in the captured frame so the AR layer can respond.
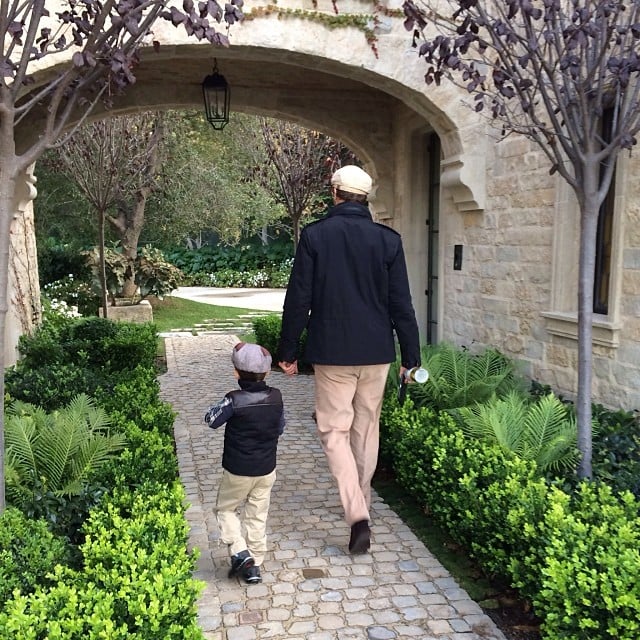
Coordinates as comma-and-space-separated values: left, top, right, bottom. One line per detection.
277, 200, 420, 368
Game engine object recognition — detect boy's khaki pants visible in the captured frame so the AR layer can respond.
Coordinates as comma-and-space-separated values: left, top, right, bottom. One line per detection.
215, 468, 276, 566
313, 363, 390, 526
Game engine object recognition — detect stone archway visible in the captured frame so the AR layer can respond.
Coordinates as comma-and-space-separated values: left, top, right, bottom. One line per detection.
8, 6, 490, 364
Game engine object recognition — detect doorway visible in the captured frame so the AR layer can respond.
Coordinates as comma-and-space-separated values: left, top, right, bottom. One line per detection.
426, 133, 441, 345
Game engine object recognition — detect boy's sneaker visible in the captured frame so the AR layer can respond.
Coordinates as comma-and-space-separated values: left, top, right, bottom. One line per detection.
228, 550, 254, 578
243, 565, 262, 584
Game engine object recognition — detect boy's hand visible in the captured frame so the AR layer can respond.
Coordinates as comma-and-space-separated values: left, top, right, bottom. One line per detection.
279, 360, 298, 375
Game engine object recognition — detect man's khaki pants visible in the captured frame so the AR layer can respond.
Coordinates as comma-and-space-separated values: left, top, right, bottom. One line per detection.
314, 363, 390, 526
215, 468, 276, 566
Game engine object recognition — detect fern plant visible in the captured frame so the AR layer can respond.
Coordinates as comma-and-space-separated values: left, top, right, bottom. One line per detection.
407, 342, 523, 411
4, 394, 126, 505
457, 391, 580, 474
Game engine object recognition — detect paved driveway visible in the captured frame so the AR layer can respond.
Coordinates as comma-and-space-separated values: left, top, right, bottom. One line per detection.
171, 287, 286, 312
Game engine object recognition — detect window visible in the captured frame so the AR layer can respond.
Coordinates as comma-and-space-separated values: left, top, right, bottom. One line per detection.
541, 121, 625, 348
593, 108, 615, 315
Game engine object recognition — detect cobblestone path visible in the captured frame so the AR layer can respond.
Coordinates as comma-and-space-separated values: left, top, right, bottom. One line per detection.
160, 334, 506, 640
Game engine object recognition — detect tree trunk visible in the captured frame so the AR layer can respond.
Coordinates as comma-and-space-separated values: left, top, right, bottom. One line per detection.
0, 164, 17, 513
576, 167, 600, 480
293, 215, 301, 252
107, 131, 159, 298
0, 90, 21, 511
118, 195, 146, 298
98, 209, 109, 315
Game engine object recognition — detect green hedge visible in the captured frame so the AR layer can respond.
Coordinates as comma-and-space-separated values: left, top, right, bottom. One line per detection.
165, 241, 292, 275
6, 318, 159, 412
380, 395, 640, 640
0, 508, 70, 605
532, 484, 640, 639
0, 483, 203, 640
1, 315, 200, 638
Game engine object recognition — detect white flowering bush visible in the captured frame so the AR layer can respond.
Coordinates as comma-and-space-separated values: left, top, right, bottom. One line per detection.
42, 275, 99, 317
200, 259, 292, 288
41, 295, 82, 329
268, 258, 294, 287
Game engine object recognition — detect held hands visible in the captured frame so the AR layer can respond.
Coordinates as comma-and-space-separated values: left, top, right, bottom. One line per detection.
279, 360, 298, 375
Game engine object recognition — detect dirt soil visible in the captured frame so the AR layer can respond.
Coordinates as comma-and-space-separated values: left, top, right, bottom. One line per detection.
482, 593, 542, 640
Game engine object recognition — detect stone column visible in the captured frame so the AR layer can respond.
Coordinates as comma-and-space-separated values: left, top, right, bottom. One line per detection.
5, 165, 40, 367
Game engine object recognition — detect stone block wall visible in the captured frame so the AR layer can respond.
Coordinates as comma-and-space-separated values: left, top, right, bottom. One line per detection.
438, 132, 640, 412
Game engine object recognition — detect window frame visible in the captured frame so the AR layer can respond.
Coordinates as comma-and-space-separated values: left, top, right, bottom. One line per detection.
541, 155, 626, 348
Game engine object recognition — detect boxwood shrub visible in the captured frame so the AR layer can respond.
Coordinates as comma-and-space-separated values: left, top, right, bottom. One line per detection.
380, 392, 640, 640
252, 314, 311, 372
0, 483, 203, 640
1, 315, 202, 639
0, 508, 70, 606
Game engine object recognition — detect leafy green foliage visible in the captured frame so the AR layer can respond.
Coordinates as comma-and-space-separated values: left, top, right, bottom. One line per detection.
6, 317, 160, 411
380, 391, 640, 639
0, 508, 70, 606
95, 365, 175, 438
96, 423, 178, 491
204, 266, 280, 288
37, 238, 94, 287
380, 396, 547, 580
533, 484, 640, 639
0, 311, 203, 636
147, 112, 286, 248
0, 484, 204, 639
135, 246, 183, 298
531, 382, 640, 497
4, 362, 93, 413
166, 239, 293, 276
4, 394, 126, 505
458, 392, 580, 474
78, 483, 203, 637
590, 404, 640, 498
84, 245, 183, 303
252, 314, 283, 360
408, 342, 524, 411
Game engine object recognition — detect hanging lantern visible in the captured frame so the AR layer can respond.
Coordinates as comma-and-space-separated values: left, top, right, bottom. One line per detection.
201, 60, 230, 130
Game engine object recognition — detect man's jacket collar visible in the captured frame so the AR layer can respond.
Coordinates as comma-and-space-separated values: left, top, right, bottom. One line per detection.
326, 201, 372, 220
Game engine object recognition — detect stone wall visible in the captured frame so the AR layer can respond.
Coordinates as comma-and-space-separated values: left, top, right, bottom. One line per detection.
439, 133, 640, 412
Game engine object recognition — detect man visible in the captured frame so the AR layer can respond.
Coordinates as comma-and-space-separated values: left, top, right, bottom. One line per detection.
277, 165, 421, 554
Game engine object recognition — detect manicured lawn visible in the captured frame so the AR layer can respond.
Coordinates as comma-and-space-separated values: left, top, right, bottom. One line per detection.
149, 295, 260, 334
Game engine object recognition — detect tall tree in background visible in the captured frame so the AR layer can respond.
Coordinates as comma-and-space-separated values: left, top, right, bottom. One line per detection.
254, 118, 357, 249
404, 0, 640, 477
48, 113, 165, 302
0, 0, 243, 512
151, 112, 284, 247
35, 112, 285, 252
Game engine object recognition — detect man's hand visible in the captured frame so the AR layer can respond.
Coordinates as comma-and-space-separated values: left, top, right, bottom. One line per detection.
279, 360, 298, 375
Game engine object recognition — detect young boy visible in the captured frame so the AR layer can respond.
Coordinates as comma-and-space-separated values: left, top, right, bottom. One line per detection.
204, 341, 285, 585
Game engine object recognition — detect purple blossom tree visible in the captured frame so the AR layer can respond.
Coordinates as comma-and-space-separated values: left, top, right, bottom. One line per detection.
403, 0, 640, 478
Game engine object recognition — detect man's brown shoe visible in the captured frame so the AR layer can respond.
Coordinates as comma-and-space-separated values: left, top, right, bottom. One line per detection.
348, 520, 370, 554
